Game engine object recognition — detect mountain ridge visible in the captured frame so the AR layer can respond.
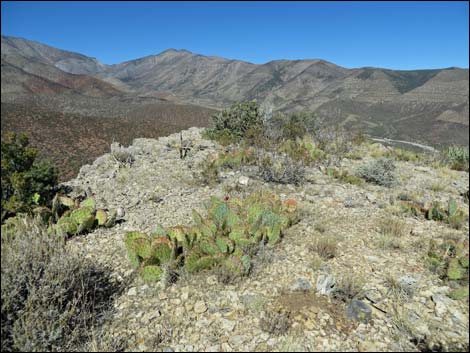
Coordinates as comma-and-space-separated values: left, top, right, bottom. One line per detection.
1, 35, 469, 147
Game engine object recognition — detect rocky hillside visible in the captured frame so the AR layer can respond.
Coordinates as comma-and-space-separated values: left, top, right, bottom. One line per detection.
2, 35, 468, 147
56, 127, 469, 352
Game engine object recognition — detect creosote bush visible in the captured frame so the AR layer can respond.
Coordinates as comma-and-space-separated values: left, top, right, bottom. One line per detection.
1, 216, 120, 352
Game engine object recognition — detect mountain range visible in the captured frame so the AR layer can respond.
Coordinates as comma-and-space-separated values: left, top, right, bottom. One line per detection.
1, 34, 469, 152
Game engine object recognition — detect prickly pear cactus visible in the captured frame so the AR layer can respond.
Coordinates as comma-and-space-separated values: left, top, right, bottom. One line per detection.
124, 191, 299, 284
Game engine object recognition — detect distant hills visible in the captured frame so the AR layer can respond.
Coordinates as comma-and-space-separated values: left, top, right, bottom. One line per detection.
1, 34, 469, 148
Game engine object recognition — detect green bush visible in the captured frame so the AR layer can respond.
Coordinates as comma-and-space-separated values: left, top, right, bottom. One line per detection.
356, 158, 398, 187
443, 145, 469, 171
1, 216, 120, 351
205, 101, 264, 143
272, 111, 320, 141
1, 132, 58, 223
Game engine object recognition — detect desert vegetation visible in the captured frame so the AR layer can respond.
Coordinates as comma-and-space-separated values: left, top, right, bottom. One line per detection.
1, 99, 469, 352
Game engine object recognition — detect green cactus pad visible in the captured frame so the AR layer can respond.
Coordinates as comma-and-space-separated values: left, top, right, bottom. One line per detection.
77, 214, 96, 234
216, 237, 234, 253
105, 209, 117, 228
95, 209, 108, 226
125, 231, 152, 263
80, 197, 96, 209
192, 209, 204, 227
448, 286, 469, 300
151, 237, 173, 264
267, 223, 282, 245
58, 195, 75, 208
448, 198, 458, 217
140, 265, 164, 282
447, 258, 465, 280
185, 251, 218, 273
199, 239, 221, 256
168, 226, 186, 243
70, 206, 94, 225
56, 215, 78, 235
459, 256, 469, 268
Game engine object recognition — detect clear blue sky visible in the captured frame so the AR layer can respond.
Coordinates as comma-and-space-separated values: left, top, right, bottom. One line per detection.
2, 1, 468, 69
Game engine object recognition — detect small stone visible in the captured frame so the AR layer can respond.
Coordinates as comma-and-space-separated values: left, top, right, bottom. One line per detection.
291, 277, 312, 292
316, 274, 336, 295
205, 345, 220, 352
238, 176, 249, 186
432, 294, 451, 317
221, 343, 232, 351
194, 301, 207, 314
127, 287, 137, 296
221, 319, 236, 332
346, 299, 372, 323
229, 335, 246, 346
207, 275, 218, 286
305, 319, 315, 330
117, 206, 126, 218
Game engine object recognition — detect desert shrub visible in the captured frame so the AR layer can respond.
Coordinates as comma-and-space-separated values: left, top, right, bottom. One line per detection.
313, 126, 354, 167
205, 101, 264, 143
443, 145, 469, 171
261, 111, 320, 144
110, 142, 135, 165
1, 216, 120, 352
356, 158, 397, 187
259, 308, 292, 335
1, 132, 58, 223
258, 151, 305, 185
124, 191, 299, 283
277, 137, 325, 166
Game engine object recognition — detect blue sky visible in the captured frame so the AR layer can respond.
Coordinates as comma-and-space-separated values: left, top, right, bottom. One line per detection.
1, 1, 468, 69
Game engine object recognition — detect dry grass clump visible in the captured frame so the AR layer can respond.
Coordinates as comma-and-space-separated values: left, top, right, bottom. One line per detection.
1, 217, 121, 352
375, 218, 408, 250
384, 273, 416, 300
333, 275, 366, 302
379, 218, 408, 238
309, 236, 338, 259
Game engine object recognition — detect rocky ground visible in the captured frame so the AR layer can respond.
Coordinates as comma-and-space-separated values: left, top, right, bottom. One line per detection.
63, 127, 469, 352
